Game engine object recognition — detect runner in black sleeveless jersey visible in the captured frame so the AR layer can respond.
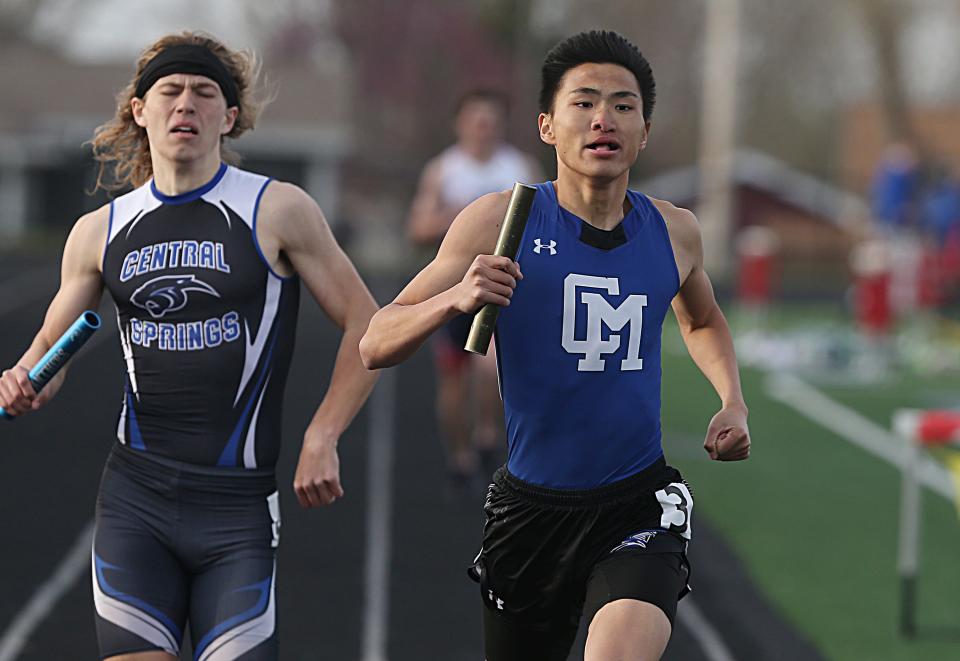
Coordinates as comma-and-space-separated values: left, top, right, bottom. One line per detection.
0, 32, 378, 660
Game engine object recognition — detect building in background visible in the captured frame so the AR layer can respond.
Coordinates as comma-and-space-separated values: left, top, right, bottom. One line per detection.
641, 150, 868, 300
0, 30, 350, 243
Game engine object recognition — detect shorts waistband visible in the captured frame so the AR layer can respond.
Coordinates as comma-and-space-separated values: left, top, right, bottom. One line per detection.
108, 441, 276, 495
495, 457, 675, 507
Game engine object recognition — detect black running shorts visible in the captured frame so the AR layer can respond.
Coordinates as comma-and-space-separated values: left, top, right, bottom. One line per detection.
92, 443, 281, 660
469, 457, 692, 661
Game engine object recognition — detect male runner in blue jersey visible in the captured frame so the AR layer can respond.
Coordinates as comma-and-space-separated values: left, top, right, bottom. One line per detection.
0, 32, 378, 660
360, 30, 750, 660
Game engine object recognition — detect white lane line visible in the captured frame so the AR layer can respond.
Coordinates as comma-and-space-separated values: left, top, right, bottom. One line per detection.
677, 596, 738, 661
0, 521, 94, 661
361, 368, 396, 661
0, 266, 59, 317
766, 373, 953, 500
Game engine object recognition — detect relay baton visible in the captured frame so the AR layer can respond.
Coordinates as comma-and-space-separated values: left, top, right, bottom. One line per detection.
464, 183, 537, 355
1, 310, 101, 420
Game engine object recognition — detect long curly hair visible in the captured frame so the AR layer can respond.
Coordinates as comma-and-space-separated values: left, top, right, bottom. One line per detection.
89, 31, 265, 193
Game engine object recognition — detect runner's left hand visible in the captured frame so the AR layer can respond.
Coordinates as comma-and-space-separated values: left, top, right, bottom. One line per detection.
294, 428, 344, 507
704, 406, 750, 461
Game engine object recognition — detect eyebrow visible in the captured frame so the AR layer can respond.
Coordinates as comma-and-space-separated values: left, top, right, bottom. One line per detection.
569, 87, 640, 99
156, 81, 219, 90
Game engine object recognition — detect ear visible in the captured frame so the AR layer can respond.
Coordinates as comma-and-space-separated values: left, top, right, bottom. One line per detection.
639, 120, 652, 151
222, 107, 239, 135
538, 113, 556, 146
131, 97, 147, 128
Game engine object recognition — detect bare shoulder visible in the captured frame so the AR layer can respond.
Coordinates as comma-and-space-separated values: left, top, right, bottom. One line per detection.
648, 197, 703, 282
443, 189, 512, 255
74, 203, 111, 249
258, 180, 319, 220
257, 180, 330, 243
61, 203, 111, 273
649, 197, 700, 246
76, 203, 110, 233
420, 154, 445, 181
410, 156, 444, 202
461, 189, 512, 224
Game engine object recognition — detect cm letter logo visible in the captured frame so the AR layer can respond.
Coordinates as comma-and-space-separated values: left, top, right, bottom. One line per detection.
561, 273, 646, 372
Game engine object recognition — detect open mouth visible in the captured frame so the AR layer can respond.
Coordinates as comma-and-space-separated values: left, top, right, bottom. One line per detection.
170, 126, 198, 135
585, 141, 620, 152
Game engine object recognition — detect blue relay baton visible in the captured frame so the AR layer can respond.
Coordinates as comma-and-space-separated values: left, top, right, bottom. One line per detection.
1, 310, 101, 420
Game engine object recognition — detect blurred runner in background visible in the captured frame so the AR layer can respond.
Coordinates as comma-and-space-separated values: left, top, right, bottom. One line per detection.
406, 89, 540, 498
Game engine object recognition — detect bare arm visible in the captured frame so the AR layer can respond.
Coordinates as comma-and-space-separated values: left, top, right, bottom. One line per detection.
406, 157, 462, 246
662, 202, 750, 461
0, 207, 107, 416
360, 190, 520, 369
257, 182, 379, 506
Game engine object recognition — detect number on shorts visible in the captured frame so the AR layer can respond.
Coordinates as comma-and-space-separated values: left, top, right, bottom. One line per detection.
655, 482, 693, 540
267, 491, 281, 548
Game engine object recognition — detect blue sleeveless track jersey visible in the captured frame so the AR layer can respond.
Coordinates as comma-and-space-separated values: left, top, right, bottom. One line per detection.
496, 182, 680, 488
102, 164, 299, 469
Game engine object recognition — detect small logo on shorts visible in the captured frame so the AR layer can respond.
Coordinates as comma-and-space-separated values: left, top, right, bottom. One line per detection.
611, 530, 658, 553
487, 589, 505, 610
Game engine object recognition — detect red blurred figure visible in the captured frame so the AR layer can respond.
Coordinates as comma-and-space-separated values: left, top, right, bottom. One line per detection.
851, 240, 893, 336
736, 226, 778, 307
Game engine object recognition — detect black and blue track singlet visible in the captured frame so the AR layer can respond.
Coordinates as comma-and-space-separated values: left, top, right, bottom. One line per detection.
101, 164, 299, 469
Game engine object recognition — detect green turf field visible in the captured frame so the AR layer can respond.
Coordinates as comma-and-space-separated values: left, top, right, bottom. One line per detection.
661, 319, 960, 661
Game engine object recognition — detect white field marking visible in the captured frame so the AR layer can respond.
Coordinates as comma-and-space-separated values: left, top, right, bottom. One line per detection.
361, 368, 396, 661
0, 266, 59, 317
0, 521, 94, 661
677, 596, 738, 661
765, 373, 954, 500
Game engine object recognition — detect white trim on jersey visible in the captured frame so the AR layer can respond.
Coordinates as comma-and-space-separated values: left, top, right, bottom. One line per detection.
91, 553, 180, 655
234, 275, 282, 406
116, 310, 139, 399
201, 166, 268, 230
243, 372, 271, 469
211, 199, 233, 230
195, 563, 276, 661
108, 184, 161, 245
117, 397, 127, 446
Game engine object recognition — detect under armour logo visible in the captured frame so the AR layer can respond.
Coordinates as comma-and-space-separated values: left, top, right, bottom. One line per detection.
533, 238, 557, 255
487, 589, 504, 610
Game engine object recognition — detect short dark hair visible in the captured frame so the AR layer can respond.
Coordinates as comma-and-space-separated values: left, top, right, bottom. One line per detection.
455, 88, 509, 118
539, 30, 655, 121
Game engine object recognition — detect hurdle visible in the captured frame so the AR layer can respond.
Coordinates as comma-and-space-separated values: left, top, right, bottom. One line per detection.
895, 408, 960, 637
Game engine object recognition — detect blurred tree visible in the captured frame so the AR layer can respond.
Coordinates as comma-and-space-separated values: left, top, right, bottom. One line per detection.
331, 0, 521, 188
0, 0, 55, 43
848, 0, 913, 142
734, 1, 859, 181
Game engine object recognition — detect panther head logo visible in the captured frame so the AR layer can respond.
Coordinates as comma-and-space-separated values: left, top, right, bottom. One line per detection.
130, 275, 220, 318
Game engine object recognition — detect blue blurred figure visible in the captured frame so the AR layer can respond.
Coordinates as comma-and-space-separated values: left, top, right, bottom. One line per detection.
871, 142, 920, 234
921, 166, 960, 244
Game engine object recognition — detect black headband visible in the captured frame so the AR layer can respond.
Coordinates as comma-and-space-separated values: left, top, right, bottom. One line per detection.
135, 44, 239, 108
